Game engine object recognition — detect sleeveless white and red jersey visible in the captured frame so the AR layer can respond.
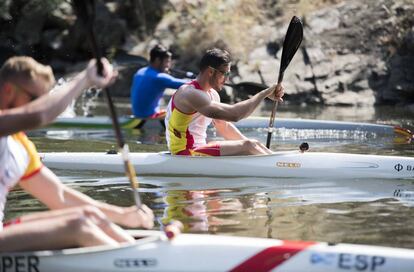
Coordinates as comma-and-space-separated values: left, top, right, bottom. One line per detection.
0, 132, 43, 228
165, 80, 220, 155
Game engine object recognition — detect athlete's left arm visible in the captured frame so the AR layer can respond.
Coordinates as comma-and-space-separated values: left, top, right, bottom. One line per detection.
19, 167, 154, 229
0, 59, 118, 137
158, 73, 188, 89
212, 119, 247, 140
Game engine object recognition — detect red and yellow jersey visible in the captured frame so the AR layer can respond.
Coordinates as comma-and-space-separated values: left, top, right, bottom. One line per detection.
165, 81, 220, 155
0, 132, 42, 226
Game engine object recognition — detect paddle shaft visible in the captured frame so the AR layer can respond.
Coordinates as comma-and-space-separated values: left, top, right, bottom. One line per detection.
76, 0, 141, 207
104, 90, 142, 207
266, 73, 284, 148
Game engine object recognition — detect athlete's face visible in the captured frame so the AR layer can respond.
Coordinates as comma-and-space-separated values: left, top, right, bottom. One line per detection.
152, 56, 172, 73
0, 78, 53, 109
160, 56, 172, 73
208, 64, 230, 91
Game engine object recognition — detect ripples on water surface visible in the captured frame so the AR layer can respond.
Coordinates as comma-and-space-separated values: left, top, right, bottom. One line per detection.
5, 104, 414, 249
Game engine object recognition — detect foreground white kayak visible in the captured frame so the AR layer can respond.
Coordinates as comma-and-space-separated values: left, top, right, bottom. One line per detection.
51, 115, 413, 138
40, 151, 414, 179
1, 230, 414, 272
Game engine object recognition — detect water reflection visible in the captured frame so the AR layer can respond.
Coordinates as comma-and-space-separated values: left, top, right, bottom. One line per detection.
33, 120, 412, 144
5, 174, 414, 248
161, 189, 243, 233
6, 103, 414, 251
53, 175, 414, 208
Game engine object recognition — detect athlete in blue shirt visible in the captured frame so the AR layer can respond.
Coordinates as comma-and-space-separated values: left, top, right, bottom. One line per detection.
130, 45, 187, 118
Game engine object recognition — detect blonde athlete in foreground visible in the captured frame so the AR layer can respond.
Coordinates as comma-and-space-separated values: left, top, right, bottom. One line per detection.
165, 48, 284, 156
0, 56, 154, 252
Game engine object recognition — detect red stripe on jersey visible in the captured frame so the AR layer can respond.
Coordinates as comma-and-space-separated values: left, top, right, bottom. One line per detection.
189, 80, 203, 90
185, 128, 195, 150
176, 149, 192, 155
192, 144, 220, 156
20, 164, 43, 180
3, 217, 22, 228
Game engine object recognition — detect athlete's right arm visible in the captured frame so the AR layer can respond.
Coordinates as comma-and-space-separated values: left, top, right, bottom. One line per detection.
186, 84, 284, 122
158, 73, 187, 89
19, 167, 154, 229
0, 58, 117, 137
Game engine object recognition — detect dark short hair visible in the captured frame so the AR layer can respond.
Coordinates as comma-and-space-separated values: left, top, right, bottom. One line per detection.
149, 44, 172, 62
199, 48, 231, 71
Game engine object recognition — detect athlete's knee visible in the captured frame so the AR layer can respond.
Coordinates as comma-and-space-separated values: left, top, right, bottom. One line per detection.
80, 205, 100, 215
67, 206, 102, 226
80, 205, 113, 230
66, 216, 95, 246
241, 139, 260, 153
65, 213, 93, 241
66, 213, 87, 229
64, 205, 109, 230
77, 205, 105, 221
66, 212, 104, 245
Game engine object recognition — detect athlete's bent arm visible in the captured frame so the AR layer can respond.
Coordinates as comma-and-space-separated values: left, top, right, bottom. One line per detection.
188, 84, 283, 122
19, 167, 154, 229
158, 73, 187, 89
0, 59, 117, 137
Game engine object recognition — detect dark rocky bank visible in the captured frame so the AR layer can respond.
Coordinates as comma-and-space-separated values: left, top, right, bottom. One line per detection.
0, 0, 412, 108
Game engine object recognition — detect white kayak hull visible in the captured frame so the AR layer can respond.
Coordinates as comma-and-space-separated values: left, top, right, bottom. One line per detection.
51, 115, 413, 138
40, 151, 414, 179
1, 230, 414, 272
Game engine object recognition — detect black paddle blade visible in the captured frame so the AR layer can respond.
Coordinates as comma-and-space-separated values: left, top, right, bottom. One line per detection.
72, 0, 103, 75
266, 16, 303, 149
278, 16, 303, 83
72, 0, 96, 27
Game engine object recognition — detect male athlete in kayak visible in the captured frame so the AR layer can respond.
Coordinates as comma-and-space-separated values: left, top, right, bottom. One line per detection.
0, 56, 154, 252
130, 44, 188, 119
165, 48, 284, 156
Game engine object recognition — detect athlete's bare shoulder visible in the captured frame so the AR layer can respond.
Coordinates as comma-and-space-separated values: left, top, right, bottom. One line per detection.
174, 84, 210, 113
176, 83, 207, 100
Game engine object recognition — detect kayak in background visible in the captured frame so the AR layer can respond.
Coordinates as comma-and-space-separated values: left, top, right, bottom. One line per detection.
50, 115, 413, 139
51, 115, 165, 130
40, 151, 414, 179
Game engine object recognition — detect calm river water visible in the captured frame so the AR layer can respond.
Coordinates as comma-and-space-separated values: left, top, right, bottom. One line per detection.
5, 98, 414, 249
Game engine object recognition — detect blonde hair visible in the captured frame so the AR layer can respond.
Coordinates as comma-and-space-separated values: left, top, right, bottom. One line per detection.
0, 56, 55, 90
